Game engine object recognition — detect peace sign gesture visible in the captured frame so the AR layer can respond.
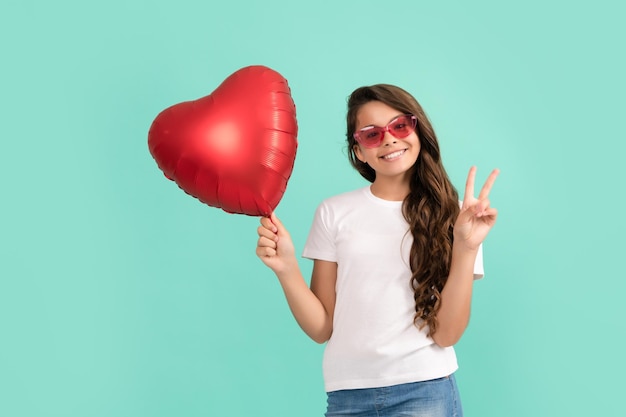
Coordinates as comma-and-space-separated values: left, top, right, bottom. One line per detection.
454, 166, 500, 251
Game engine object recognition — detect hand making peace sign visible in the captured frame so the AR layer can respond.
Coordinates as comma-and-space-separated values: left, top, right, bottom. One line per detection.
454, 166, 500, 250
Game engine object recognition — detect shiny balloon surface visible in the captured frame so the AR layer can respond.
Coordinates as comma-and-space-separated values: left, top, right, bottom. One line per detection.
148, 65, 298, 216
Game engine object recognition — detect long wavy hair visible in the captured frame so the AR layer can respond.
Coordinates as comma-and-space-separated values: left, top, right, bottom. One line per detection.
346, 84, 460, 337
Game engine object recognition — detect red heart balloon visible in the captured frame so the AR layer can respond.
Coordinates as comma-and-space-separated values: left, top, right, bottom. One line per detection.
148, 65, 298, 216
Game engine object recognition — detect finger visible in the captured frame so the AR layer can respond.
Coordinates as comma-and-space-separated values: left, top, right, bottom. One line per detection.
257, 224, 278, 241
478, 168, 500, 200
256, 246, 277, 258
260, 216, 277, 233
257, 235, 277, 249
257, 226, 278, 242
474, 199, 490, 217
484, 207, 498, 218
464, 166, 477, 205
483, 207, 498, 218
479, 207, 499, 225
270, 212, 288, 236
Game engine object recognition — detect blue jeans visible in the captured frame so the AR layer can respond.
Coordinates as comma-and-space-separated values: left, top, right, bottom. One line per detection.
325, 374, 463, 417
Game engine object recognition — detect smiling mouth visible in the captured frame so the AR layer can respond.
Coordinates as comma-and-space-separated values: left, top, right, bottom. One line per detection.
381, 149, 406, 160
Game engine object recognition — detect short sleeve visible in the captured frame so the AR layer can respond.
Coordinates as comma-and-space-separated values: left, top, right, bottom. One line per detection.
302, 202, 337, 262
473, 243, 485, 279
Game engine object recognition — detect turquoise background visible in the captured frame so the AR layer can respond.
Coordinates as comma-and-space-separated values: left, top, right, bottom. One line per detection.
1, 0, 624, 415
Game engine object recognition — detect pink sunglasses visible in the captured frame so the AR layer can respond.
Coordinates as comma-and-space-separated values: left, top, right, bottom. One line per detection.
353, 114, 417, 148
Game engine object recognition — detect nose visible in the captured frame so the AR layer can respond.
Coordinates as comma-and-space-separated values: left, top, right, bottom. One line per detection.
382, 130, 397, 146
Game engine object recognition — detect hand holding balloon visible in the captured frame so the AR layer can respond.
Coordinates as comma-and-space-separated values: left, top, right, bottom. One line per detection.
256, 213, 299, 276
148, 65, 298, 216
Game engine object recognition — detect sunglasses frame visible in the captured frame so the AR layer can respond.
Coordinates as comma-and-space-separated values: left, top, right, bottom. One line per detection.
353, 114, 418, 149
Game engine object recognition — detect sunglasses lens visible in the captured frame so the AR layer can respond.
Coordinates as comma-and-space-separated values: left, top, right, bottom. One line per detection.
356, 127, 383, 148
389, 116, 414, 138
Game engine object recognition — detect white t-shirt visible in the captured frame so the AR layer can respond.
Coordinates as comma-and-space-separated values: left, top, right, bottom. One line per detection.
302, 186, 484, 392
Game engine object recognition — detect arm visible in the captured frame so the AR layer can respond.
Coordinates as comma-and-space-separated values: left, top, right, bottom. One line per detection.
432, 167, 499, 347
256, 213, 336, 343
431, 244, 479, 347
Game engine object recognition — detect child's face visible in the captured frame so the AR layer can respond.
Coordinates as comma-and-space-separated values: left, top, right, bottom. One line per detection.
353, 100, 420, 182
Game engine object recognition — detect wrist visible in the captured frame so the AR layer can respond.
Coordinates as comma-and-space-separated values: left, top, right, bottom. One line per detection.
275, 257, 300, 280
449, 242, 479, 281
452, 240, 479, 257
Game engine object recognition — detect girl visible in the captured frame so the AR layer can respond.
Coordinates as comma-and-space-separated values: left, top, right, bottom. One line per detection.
256, 84, 499, 417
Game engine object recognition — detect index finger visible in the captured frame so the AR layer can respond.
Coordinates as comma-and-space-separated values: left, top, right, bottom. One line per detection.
260, 216, 277, 232
478, 168, 500, 200
464, 166, 477, 204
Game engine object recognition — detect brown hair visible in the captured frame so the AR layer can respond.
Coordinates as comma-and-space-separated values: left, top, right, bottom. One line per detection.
346, 84, 460, 336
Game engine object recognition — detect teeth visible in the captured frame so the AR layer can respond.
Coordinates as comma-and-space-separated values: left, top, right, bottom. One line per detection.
383, 150, 405, 159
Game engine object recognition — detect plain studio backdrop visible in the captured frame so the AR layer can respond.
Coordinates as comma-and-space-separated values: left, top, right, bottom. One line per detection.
1, 1, 624, 416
